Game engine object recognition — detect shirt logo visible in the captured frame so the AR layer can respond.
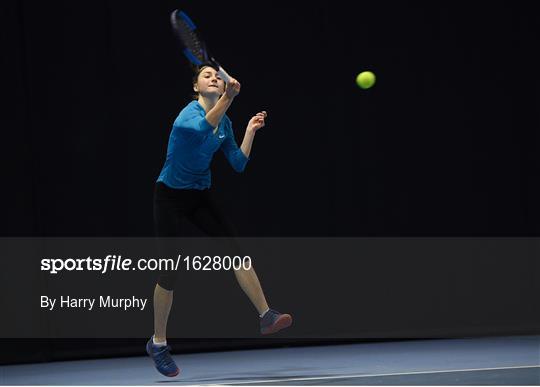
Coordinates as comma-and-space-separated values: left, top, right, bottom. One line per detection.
218, 134, 225, 139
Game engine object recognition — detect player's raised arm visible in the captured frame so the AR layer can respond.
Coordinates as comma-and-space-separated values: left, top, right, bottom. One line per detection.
240, 111, 267, 158
206, 78, 241, 128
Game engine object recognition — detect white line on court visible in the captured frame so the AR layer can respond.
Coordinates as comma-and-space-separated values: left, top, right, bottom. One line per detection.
208, 364, 540, 385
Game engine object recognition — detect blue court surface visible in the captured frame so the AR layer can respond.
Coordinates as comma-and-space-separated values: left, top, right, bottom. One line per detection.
2, 335, 539, 385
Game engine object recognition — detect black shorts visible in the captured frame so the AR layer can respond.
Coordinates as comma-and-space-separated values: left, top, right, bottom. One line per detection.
153, 182, 238, 289
153, 182, 237, 237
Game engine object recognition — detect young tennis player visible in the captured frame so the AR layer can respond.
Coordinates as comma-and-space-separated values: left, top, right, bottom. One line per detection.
146, 63, 292, 377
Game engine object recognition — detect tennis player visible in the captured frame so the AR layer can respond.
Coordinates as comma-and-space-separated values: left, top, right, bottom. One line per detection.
146, 63, 292, 377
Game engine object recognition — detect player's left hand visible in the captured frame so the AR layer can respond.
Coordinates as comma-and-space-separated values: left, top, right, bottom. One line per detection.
247, 111, 267, 133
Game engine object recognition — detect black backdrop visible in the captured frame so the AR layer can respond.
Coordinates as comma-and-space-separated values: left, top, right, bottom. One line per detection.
4, 0, 539, 238
2, 0, 539, 365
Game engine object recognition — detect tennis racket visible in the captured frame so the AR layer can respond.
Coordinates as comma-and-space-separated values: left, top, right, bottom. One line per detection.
170, 9, 232, 83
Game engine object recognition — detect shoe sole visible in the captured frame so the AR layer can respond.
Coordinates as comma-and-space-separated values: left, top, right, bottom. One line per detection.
165, 369, 180, 377
261, 314, 292, 335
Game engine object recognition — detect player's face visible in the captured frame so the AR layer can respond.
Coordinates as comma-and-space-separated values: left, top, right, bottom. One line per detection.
194, 66, 225, 97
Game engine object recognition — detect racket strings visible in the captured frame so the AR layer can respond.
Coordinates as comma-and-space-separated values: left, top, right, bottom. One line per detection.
172, 13, 207, 62
179, 28, 205, 60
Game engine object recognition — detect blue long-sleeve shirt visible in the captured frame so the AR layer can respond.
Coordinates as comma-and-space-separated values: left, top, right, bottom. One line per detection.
157, 101, 249, 189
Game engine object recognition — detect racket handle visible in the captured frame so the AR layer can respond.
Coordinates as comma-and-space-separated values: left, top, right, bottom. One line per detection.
217, 66, 231, 83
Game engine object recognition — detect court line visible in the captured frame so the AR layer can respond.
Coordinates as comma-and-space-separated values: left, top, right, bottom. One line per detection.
207, 364, 540, 385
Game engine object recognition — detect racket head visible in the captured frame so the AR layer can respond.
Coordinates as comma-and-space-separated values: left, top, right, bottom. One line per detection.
170, 9, 230, 83
170, 10, 209, 66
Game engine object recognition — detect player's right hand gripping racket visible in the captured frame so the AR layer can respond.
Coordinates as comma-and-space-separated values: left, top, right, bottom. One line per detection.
170, 9, 232, 83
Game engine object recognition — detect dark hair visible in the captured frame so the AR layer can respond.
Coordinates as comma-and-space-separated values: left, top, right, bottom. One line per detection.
192, 62, 219, 84
191, 62, 223, 99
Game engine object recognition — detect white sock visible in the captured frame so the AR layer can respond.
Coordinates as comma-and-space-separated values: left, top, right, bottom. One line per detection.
152, 335, 167, 347
259, 308, 270, 318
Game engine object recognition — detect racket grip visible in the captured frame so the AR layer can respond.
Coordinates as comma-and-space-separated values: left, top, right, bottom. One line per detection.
217, 66, 231, 83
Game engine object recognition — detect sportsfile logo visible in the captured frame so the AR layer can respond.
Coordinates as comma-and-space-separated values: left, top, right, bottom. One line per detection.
40, 255, 180, 274
40, 254, 252, 274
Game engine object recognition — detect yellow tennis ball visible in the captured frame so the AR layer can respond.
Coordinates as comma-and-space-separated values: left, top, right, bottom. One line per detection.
356, 71, 376, 89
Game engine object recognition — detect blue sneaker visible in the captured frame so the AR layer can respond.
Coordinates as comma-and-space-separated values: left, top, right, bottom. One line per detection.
146, 337, 180, 377
260, 309, 292, 335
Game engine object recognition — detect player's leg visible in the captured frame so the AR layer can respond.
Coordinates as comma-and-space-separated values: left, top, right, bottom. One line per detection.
189, 190, 292, 334
152, 183, 187, 342
152, 284, 173, 345
147, 184, 197, 377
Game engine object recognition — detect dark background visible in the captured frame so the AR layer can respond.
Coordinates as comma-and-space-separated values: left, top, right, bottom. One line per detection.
2, 0, 539, 365
4, 0, 539, 238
